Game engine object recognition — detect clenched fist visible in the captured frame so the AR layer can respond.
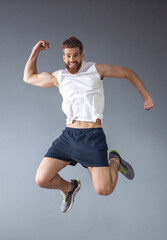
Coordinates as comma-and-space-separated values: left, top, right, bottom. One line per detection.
32, 40, 50, 52
144, 95, 154, 110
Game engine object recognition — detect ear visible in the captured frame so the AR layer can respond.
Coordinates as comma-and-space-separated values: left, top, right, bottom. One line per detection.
81, 53, 84, 60
63, 55, 65, 62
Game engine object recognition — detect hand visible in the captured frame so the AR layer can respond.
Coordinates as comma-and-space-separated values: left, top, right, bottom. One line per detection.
144, 95, 154, 110
32, 40, 50, 52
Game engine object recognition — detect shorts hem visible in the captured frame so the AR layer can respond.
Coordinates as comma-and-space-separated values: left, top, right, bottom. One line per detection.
44, 155, 77, 166
83, 163, 109, 168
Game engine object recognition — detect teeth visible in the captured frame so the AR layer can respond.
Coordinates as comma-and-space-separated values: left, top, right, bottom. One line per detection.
69, 63, 77, 67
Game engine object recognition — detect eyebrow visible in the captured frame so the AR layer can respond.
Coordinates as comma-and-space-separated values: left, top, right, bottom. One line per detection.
65, 52, 80, 55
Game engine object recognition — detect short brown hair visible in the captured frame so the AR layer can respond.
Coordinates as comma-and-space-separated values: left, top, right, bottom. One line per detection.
62, 36, 83, 54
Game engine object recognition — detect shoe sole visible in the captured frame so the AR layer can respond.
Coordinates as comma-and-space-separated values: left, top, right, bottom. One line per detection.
65, 181, 81, 213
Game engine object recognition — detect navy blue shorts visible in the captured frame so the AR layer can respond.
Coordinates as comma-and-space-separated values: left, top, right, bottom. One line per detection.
44, 127, 109, 168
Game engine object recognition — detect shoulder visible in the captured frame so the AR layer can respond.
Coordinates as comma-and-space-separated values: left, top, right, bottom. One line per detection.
82, 61, 97, 72
95, 63, 107, 80
83, 62, 104, 80
52, 70, 60, 88
95, 63, 110, 73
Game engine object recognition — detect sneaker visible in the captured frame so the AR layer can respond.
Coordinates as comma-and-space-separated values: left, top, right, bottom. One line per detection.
109, 150, 135, 180
61, 179, 81, 213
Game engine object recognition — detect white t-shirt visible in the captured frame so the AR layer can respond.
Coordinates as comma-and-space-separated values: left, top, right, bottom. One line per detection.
57, 61, 105, 124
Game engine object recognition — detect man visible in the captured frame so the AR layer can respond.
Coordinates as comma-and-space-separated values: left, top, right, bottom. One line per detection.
23, 36, 154, 213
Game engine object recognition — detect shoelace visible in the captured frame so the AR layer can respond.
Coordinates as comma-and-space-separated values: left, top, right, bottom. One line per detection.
119, 166, 128, 174
61, 192, 69, 203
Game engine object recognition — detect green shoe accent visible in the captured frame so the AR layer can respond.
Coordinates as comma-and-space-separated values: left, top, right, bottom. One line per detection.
108, 150, 135, 180
76, 179, 80, 184
63, 193, 68, 203
61, 179, 81, 213
109, 149, 120, 156
119, 166, 128, 174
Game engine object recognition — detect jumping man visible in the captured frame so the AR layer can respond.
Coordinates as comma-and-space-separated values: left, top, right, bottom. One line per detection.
23, 36, 154, 213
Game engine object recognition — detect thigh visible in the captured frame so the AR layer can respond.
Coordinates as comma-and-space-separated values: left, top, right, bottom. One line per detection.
88, 166, 111, 191
36, 157, 70, 181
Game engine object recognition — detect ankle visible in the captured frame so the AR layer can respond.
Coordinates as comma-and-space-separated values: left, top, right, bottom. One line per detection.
62, 181, 71, 193
110, 158, 120, 169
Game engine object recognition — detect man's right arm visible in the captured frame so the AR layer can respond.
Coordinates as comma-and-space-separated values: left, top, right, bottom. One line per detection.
23, 40, 59, 88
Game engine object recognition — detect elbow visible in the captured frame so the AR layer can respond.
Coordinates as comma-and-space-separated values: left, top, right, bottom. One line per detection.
23, 74, 32, 84
125, 69, 136, 80
23, 76, 27, 82
23, 77, 29, 83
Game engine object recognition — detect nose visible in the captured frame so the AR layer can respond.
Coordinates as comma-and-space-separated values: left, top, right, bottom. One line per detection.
70, 56, 75, 62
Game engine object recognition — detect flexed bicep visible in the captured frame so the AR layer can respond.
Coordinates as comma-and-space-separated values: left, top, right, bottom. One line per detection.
25, 71, 58, 88
23, 40, 59, 88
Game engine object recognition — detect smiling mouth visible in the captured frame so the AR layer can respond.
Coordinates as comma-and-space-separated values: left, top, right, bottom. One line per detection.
69, 62, 78, 68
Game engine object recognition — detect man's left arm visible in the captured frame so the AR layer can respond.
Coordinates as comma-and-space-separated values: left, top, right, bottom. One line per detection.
96, 63, 154, 110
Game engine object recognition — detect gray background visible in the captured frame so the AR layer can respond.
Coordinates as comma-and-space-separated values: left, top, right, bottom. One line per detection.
0, 0, 166, 239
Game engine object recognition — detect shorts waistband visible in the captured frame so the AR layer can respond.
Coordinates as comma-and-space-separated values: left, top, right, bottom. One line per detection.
65, 127, 103, 132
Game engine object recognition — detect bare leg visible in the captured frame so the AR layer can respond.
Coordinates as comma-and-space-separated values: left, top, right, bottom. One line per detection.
88, 157, 119, 196
35, 157, 71, 193
109, 157, 119, 190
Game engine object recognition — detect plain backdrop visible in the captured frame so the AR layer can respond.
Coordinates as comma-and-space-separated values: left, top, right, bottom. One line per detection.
0, 0, 167, 240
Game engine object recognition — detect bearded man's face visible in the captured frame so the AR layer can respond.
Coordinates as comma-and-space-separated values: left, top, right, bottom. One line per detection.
63, 47, 84, 74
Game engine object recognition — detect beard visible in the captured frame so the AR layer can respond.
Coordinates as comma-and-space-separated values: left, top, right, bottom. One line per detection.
65, 61, 82, 74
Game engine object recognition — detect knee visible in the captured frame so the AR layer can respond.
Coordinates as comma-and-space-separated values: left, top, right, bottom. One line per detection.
35, 174, 47, 188
95, 185, 114, 196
